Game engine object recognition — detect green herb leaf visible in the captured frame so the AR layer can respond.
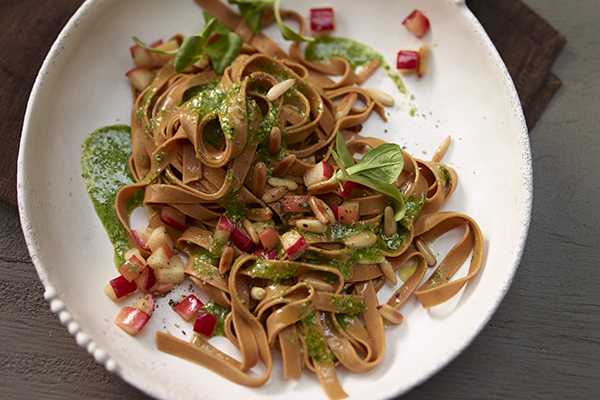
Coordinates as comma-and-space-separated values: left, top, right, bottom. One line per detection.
336, 132, 355, 168
174, 35, 207, 73
346, 174, 406, 221
345, 143, 404, 184
228, 0, 275, 34
203, 11, 233, 35
132, 36, 178, 55
205, 32, 244, 74
273, 0, 314, 42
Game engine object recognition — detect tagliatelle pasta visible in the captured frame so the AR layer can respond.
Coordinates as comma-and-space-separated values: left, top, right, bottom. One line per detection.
110, 1, 484, 398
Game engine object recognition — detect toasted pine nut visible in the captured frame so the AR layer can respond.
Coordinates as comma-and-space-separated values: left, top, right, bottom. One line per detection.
251, 286, 266, 301
383, 206, 398, 236
309, 196, 334, 226
357, 59, 380, 84
262, 186, 289, 203
344, 231, 377, 248
303, 277, 335, 292
242, 219, 260, 244
365, 88, 395, 107
379, 259, 398, 285
266, 78, 296, 101
245, 207, 273, 221
296, 218, 328, 234
335, 92, 358, 121
219, 245, 234, 274
417, 45, 429, 78
272, 154, 296, 177
415, 237, 436, 267
269, 126, 281, 155
377, 304, 404, 324
252, 162, 267, 197
432, 135, 451, 163
268, 177, 298, 191
307, 180, 339, 195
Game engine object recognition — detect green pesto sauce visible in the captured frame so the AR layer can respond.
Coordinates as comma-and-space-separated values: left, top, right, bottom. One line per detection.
201, 300, 230, 337
81, 125, 143, 268
192, 253, 218, 280
249, 259, 296, 280
305, 36, 407, 94
335, 313, 356, 329
434, 164, 451, 185
331, 295, 366, 314
400, 192, 428, 230
301, 313, 333, 364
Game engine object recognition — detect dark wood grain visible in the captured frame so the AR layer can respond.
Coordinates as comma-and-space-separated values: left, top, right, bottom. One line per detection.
1, 0, 599, 399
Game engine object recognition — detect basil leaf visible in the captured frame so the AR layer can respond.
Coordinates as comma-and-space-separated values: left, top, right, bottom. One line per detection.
205, 32, 244, 74
203, 11, 233, 35
174, 36, 206, 73
274, 0, 314, 42
132, 36, 178, 55
336, 131, 355, 168
228, 0, 274, 34
347, 174, 407, 221
345, 143, 403, 184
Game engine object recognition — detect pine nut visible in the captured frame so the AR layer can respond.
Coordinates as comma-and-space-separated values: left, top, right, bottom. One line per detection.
377, 304, 404, 324
365, 88, 395, 107
357, 59, 380, 83
383, 206, 398, 236
303, 277, 335, 292
344, 231, 377, 248
309, 196, 334, 226
415, 237, 436, 267
417, 45, 429, 78
251, 286, 266, 301
307, 180, 339, 195
218, 245, 234, 274
252, 162, 267, 197
245, 207, 273, 221
242, 219, 260, 244
266, 78, 296, 101
432, 135, 451, 163
379, 259, 398, 285
268, 177, 298, 191
295, 218, 328, 234
335, 92, 358, 121
262, 186, 288, 203
272, 154, 296, 177
269, 126, 281, 155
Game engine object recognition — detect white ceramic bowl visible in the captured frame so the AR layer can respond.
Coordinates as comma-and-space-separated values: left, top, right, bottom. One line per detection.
17, 0, 532, 399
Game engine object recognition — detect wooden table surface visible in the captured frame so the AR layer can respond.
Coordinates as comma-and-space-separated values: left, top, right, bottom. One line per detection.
1, 0, 599, 399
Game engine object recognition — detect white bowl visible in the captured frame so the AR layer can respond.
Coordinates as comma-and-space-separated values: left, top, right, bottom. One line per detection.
17, 0, 532, 399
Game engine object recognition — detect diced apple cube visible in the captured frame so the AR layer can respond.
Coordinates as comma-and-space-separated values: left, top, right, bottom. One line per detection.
130, 45, 152, 67
147, 247, 171, 270
126, 67, 154, 91
134, 266, 156, 294
131, 227, 152, 251
310, 8, 335, 32
252, 246, 279, 260
104, 276, 137, 302
160, 206, 187, 231
132, 293, 155, 316
214, 215, 235, 244
333, 180, 355, 199
338, 202, 359, 225
230, 226, 253, 252
124, 248, 148, 265
193, 311, 218, 337
114, 306, 150, 336
175, 295, 204, 321
154, 266, 185, 284
147, 227, 174, 258
397, 50, 419, 73
280, 231, 308, 260
258, 226, 279, 251
303, 161, 334, 187
280, 195, 310, 213
118, 255, 146, 282
402, 10, 430, 38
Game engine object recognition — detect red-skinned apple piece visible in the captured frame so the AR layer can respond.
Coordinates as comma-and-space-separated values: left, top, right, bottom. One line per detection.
175, 295, 204, 321
114, 307, 150, 336
338, 204, 359, 225
280, 195, 310, 213
193, 311, 218, 337
333, 181, 355, 199
402, 10, 430, 38
281, 231, 308, 260
303, 161, 334, 187
258, 226, 279, 251
160, 206, 187, 231
132, 293, 155, 316
131, 227, 152, 251
214, 215, 235, 244
397, 51, 419, 72
104, 275, 138, 302
252, 246, 279, 260
118, 255, 146, 282
147, 227, 174, 258
310, 8, 335, 31
230, 226, 254, 252
134, 266, 156, 294
125, 67, 154, 91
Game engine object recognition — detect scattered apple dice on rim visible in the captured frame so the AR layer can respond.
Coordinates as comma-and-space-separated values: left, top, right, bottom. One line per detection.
104, 275, 138, 302
310, 7, 335, 32
175, 295, 204, 321
193, 311, 218, 337
402, 10, 430, 38
125, 67, 154, 91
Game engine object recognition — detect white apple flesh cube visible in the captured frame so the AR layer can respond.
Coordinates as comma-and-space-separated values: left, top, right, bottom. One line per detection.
147, 227, 174, 257
132, 294, 155, 316
214, 215, 235, 244
154, 255, 185, 284
131, 227, 152, 251
103, 275, 138, 302
303, 161, 334, 187
147, 247, 171, 270
130, 45, 152, 67
114, 307, 150, 336
281, 231, 308, 260
125, 67, 154, 91
124, 248, 148, 265
259, 226, 279, 251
